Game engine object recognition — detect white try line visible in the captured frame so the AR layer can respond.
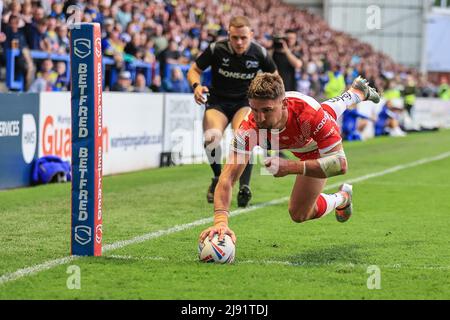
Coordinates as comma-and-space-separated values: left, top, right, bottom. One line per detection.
1, 151, 449, 286
96, 255, 450, 271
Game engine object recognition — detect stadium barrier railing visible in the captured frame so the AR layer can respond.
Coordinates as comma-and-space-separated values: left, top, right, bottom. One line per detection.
5, 49, 157, 91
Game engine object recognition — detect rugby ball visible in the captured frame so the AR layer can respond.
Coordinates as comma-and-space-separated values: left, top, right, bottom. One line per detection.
198, 234, 235, 264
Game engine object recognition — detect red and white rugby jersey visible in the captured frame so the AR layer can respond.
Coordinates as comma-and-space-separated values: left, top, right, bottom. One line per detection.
231, 91, 342, 160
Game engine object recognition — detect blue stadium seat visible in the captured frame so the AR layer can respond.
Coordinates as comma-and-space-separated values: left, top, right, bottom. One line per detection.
6, 49, 154, 91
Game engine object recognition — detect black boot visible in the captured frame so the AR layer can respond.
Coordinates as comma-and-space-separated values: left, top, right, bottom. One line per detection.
207, 177, 219, 203
237, 185, 252, 207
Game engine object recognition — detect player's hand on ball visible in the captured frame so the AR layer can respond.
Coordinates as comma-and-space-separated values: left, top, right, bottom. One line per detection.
264, 156, 290, 177
199, 224, 236, 244
194, 85, 209, 105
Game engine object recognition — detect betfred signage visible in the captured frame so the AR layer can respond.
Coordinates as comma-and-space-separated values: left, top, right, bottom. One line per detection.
70, 23, 103, 256
38, 92, 163, 175
39, 93, 110, 161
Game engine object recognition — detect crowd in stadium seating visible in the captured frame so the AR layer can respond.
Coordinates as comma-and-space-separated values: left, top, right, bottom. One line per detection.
0, 0, 447, 102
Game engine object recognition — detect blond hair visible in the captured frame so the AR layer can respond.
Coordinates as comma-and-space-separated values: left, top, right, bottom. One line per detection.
248, 73, 285, 100
229, 16, 251, 29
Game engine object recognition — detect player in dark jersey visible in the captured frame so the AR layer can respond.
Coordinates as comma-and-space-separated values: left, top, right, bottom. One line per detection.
187, 16, 277, 207
198, 73, 380, 244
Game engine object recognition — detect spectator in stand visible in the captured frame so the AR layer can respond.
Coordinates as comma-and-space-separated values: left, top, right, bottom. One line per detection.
310, 72, 322, 99
112, 70, 133, 92
31, 4, 45, 22
21, 1, 34, 25
43, 16, 59, 53
152, 23, 168, 56
2, 0, 24, 27
134, 73, 151, 93
124, 32, 141, 59
56, 24, 69, 55
0, 14, 35, 90
158, 39, 182, 79
297, 72, 311, 96
49, 1, 65, 23
25, 17, 47, 51
102, 17, 115, 38
28, 58, 57, 92
0, 0, 438, 95
84, 0, 103, 24
102, 25, 125, 79
150, 74, 162, 93
54, 61, 69, 91
163, 66, 190, 93
116, 1, 133, 30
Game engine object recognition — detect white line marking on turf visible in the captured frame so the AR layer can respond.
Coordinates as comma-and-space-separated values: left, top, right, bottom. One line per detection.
106, 255, 166, 261
0, 256, 78, 286
237, 260, 450, 270
74, 254, 450, 271
1, 151, 449, 286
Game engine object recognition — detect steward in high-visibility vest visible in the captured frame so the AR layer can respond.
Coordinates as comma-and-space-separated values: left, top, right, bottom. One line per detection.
383, 80, 402, 101
438, 82, 450, 101
403, 76, 417, 115
324, 70, 346, 99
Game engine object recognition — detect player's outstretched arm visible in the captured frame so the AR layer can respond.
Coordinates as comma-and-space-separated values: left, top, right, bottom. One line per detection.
265, 144, 347, 179
199, 151, 250, 244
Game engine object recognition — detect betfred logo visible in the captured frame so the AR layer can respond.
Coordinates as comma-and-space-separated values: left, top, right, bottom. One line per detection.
95, 37, 101, 58
73, 38, 91, 59
95, 224, 102, 244
74, 225, 92, 245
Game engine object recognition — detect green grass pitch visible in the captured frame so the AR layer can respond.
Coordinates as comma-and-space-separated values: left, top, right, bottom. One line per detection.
1, 130, 450, 299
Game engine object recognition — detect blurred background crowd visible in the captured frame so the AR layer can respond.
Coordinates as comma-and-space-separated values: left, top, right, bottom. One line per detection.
0, 0, 449, 102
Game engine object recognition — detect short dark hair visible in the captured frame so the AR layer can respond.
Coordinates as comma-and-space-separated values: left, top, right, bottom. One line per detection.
248, 73, 285, 100
9, 15, 20, 23
229, 16, 251, 29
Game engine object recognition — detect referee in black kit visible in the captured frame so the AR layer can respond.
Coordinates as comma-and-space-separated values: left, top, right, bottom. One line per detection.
187, 16, 277, 207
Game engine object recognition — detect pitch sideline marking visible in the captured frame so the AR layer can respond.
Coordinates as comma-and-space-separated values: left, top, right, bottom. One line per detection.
1, 151, 449, 286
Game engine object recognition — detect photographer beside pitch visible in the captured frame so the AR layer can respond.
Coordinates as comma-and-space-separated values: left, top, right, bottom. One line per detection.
187, 16, 277, 207
272, 30, 303, 92
199, 73, 380, 244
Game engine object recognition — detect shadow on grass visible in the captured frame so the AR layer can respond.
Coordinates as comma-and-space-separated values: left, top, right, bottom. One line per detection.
285, 244, 365, 267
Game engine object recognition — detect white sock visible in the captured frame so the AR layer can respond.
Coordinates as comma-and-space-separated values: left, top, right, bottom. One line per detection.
322, 91, 361, 119
320, 192, 346, 216
347, 91, 362, 104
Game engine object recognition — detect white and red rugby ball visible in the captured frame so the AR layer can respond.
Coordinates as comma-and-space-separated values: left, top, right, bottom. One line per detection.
198, 234, 235, 264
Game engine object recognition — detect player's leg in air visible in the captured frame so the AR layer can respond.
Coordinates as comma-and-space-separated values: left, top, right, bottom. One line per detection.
231, 106, 253, 207
289, 76, 380, 223
203, 109, 229, 203
322, 76, 381, 121
288, 173, 353, 223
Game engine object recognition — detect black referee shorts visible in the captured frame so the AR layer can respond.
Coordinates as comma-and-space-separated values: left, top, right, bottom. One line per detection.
205, 94, 250, 123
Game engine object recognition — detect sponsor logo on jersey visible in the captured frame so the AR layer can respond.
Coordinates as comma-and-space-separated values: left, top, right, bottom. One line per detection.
222, 58, 230, 67
246, 60, 259, 69
313, 113, 332, 136
218, 68, 255, 80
